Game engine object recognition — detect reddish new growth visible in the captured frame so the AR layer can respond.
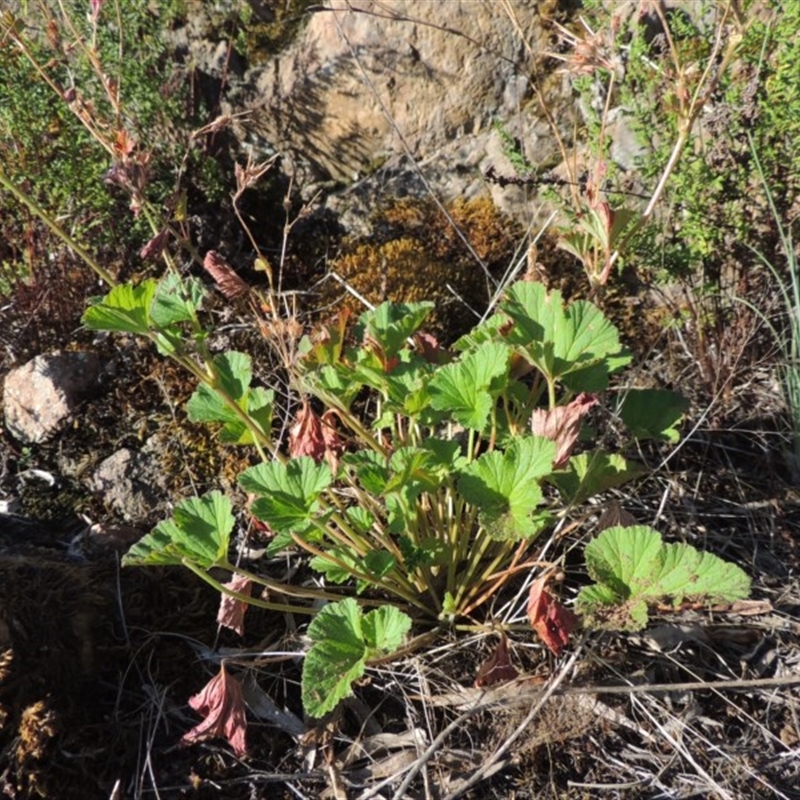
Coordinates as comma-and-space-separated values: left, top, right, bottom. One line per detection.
181, 664, 247, 757
527, 576, 579, 656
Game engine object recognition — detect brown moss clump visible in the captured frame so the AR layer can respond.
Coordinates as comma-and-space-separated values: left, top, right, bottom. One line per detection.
324, 196, 520, 343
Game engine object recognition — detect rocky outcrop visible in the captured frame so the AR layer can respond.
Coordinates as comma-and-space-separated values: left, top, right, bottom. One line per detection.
219, 0, 572, 230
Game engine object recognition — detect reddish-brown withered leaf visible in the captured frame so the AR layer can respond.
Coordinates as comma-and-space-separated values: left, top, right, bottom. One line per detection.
527, 576, 578, 656
217, 572, 252, 637
181, 664, 247, 756
530, 392, 598, 469
202, 250, 251, 299
289, 401, 345, 472
474, 634, 519, 688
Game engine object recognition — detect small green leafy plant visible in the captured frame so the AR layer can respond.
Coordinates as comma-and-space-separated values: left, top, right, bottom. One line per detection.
81, 266, 707, 713
576, 525, 751, 630
89, 279, 659, 615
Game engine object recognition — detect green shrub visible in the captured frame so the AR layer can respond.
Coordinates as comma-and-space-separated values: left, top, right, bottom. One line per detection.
0, 1, 223, 292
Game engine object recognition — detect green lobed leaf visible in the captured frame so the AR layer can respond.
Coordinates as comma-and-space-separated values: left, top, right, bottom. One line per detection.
421, 437, 469, 475
343, 450, 390, 495
302, 599, 367, 718
149, 273, 205, 327
646, 539, 699, 599
577, 525, 752, 630
239, 457, 332, 533
663, 544, 753, 605
358, 301, 435, 359
385, 493, 416, 534
364, 551, 397, 581
239, 386, 274, 443
187, 351, 252, 422
458, 436, 556, 540
452, 311, 507, 351
549, 451, 645, 505
345, 505, 376, 534
584, 525, 664, 597
361, 604, 412, 654
302, 599, 411, 718
82, 280, 158, 334
151, 329, 185, 357
122, 491, 234, 568
428, 341, 511, 430
214, 351, 252, 402
617, 389, 690, 442
187, 353, 273, 444
500, 282, 631, 391
309, 545, 395, 593
352, 351, 442, 428
386, 447, 441, 497
398, 534, 446, 570
310, 546, 367, 591
215, 387, 274, 445
186, 382, 239, 426
302, 363, 364, 410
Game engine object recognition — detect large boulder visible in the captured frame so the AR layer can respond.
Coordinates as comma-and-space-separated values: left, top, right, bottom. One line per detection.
224, 0, 569, 228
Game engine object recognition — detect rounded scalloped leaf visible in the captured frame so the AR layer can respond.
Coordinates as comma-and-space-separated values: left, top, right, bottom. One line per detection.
580, 525, 751, 630
302, 599, 411, 718
584, 525, 663, 595
122, 490, 234, 568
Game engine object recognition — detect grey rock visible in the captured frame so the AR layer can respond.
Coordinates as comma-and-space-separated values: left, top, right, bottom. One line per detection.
89, 436, 170, 525
3, 350, 102, 444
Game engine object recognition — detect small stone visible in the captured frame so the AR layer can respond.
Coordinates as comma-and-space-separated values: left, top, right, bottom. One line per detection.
88, 435, 170, 525
3, 351, 102, 444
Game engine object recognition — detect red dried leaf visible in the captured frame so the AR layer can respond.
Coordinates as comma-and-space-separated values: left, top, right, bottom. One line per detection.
203, 250, 251, 299
217, 573, 252, 637
181, 664, 247, 756
289, 401, 345, 472
474, 635, 519, 688
413, 332, 451, 365
527, 576, 578, 656
320, 410, 346, 472
530, 392, 598, 469
139, 229, 169, 261
596, 501, 637, 532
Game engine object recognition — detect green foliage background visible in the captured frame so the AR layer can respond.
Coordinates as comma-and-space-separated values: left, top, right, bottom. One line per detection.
615, 0, 799, 285
0, 0, 212, 289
